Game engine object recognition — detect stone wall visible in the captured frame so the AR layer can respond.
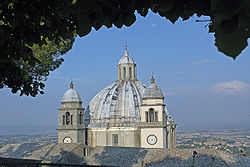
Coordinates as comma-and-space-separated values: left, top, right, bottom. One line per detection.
89, 127, 139, 147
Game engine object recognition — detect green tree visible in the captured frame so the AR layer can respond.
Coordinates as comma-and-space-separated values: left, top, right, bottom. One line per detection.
0, 0, 249, 96
1, 36, 75, 97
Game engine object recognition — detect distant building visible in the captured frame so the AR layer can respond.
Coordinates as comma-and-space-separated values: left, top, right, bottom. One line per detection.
57, 48, 176, 149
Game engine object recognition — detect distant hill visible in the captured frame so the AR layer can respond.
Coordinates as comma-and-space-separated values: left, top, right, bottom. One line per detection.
0, 143, 249, 167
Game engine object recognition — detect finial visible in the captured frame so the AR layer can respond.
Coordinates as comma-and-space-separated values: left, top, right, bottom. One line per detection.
151, 72, 155, 84
123, 42, 129, 51
70, 80, 74, 89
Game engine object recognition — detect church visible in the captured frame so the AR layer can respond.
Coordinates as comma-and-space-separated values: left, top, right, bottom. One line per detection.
57, 48, 176, 149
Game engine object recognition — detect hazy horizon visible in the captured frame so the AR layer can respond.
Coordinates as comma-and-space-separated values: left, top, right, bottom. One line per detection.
0, 124, 249, 136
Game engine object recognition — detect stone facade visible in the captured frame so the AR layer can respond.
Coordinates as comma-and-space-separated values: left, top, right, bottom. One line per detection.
57, 48, 176, 149
88, 127, 140, 147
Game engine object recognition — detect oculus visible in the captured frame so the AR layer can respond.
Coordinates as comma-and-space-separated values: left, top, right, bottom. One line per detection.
63, 137, 72, 143
147, 134, 157, 145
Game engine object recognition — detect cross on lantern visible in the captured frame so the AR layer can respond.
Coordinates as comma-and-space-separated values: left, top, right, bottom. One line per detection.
123, 42, 129, 50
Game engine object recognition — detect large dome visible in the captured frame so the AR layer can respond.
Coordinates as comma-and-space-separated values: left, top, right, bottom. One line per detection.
62, 81, 82, 103
85, 49, 147, 127
87, 80, 146, 121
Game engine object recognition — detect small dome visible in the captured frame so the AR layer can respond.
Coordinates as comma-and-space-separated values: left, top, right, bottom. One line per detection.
61, 81, 82, 103
118, 50, 135, 65
143, 76, 164, 99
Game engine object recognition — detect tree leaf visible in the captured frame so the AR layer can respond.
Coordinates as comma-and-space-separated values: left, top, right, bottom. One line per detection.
215, 28, 248, 59
124, 13, 136, 27
211, 0, 245, 20
77, 14, 91, 37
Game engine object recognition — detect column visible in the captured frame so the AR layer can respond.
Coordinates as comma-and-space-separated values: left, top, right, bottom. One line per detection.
118, 66, 121, 80
126, 66, 129, 80
132, 65, 135, 80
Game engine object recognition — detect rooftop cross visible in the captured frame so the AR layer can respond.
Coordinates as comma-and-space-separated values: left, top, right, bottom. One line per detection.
123, 42, 129, 51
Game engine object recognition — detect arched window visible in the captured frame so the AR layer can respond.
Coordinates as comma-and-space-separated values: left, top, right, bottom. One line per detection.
149, 108, 154, 122
123, 67, 126, 79
79, 112, 81, 124
145, 111, 149, 122
155, 111, 158, 122
129, 67, 132, 79
79, 111, 83, 124
148, 108, 158, 122
65, 112, 70, 125
63, 115, 65, 125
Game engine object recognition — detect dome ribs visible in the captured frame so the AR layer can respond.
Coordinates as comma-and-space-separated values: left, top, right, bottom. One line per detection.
100, 83, 118, 119
121, 81, 127, 117
130, 81, 142, 120
88, 80, 146, 128
89, 83, 115, 119
109, 82, 122, 117
127, 81, 135, 117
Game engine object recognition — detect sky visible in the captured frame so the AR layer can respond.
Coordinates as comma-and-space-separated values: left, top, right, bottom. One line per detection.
0, 11, 250, 132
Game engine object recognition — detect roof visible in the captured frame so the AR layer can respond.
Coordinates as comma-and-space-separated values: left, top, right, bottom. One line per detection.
85, 80, 146, 126
1, 143, 249, 166
118, 50, 135, 65
61, 81, 82, 103
143, 76, 164, 99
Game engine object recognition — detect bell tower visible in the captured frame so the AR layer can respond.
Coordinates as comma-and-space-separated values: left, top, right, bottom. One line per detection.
57, 81, 86, 143
139, 75, 176, 149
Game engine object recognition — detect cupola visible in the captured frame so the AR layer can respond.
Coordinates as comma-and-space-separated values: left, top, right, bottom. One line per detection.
143, 75, 164, 99
117, 45, 136, 81
61, 81, 82, 103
